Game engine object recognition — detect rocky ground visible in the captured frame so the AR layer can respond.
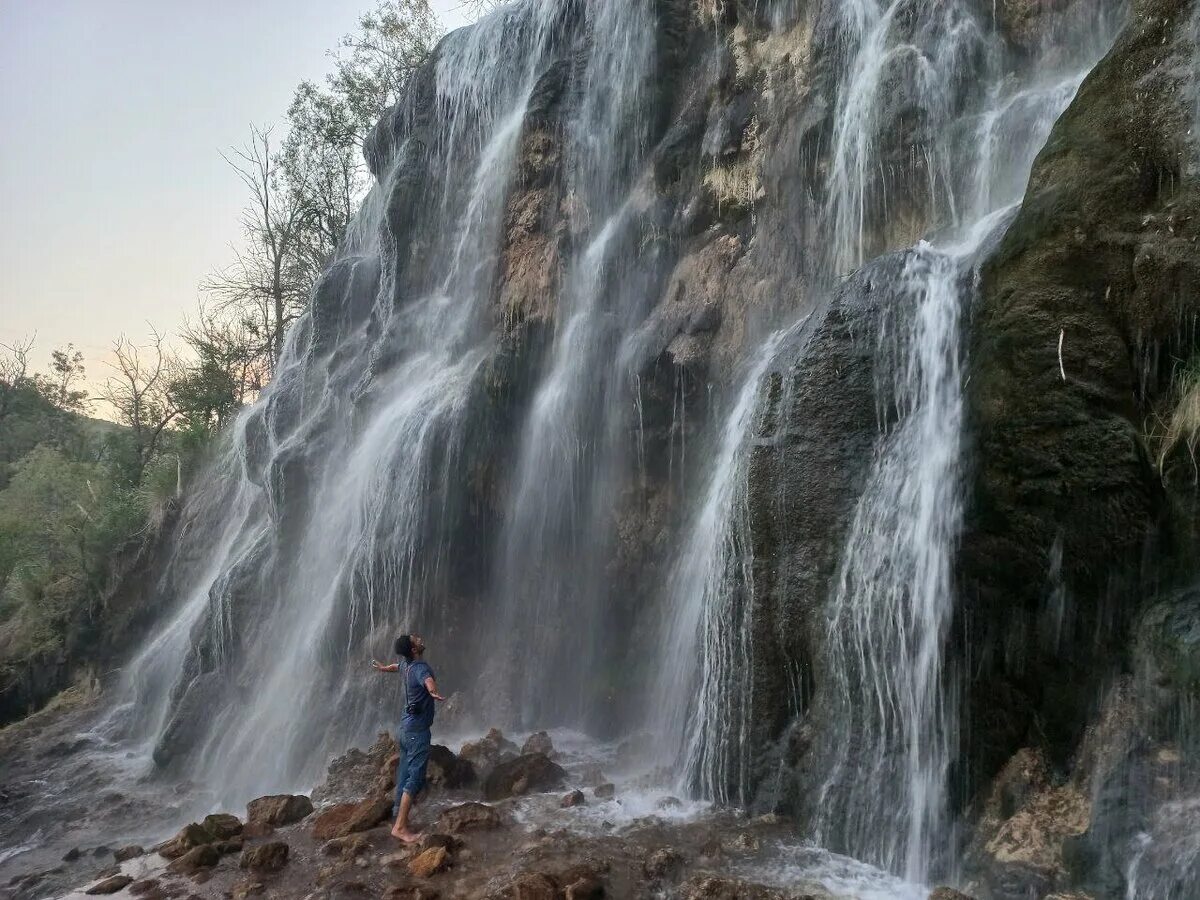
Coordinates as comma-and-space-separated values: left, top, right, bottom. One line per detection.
4, 726, 902, 900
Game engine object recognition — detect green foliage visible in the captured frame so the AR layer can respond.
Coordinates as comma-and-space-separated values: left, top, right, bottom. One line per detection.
0, 447, 107, 654
280, 0, 440, 271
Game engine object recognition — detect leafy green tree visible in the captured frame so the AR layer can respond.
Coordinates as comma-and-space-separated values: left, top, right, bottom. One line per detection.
33, 345, 88, 415
279, 1, 440, 270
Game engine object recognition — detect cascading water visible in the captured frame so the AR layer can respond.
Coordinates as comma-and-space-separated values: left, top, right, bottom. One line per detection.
104, 0, 571, 803
658, 0, 1122, 884
811, 23, 1116, 878
652, 328, 789, 805
493, 0, 657, 725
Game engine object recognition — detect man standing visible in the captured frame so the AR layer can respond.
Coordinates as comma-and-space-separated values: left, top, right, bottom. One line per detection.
372, 632, 445, 843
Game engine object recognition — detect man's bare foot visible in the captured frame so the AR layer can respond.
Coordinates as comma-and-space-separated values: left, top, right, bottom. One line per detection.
391, 825, 422, 844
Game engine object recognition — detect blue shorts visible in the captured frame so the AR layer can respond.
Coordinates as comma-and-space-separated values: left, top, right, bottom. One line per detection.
393, 729, 431, 813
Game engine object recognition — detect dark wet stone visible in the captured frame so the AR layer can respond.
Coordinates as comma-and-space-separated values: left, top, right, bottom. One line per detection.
483, 753, 566, 801
245, 794, 313, 827
521, 731, 554, 756
434, 801, 502, 833
167, 843, 220, 873
202, 812, 243, 839
240, 840, 289, 872
86, 875, 134, 895
561, 789, 586, 807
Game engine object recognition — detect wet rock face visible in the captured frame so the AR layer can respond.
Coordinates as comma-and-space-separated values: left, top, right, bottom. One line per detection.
960, 0, 1200, 783
744, 255, 912, 802
1135, 587, 1200, 696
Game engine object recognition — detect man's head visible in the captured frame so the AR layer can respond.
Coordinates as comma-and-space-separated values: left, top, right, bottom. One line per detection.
394, 633, 426, 661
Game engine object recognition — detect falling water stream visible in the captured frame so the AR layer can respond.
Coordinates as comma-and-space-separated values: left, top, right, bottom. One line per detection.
658, 0, 1122, 887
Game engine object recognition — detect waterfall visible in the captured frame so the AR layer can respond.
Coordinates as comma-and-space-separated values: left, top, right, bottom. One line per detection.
652, 327, 790, 804
493, 0, 657, 725
104, 0, 569, 803
657, 0, 1122, 882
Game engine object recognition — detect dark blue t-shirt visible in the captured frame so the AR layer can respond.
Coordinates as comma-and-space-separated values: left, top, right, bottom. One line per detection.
401, 660, 435, 733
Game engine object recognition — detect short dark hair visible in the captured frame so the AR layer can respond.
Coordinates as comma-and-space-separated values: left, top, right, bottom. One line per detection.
394, 634, 414, 662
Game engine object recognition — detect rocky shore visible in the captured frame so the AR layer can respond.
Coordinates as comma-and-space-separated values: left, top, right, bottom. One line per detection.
7, 728, 895, 900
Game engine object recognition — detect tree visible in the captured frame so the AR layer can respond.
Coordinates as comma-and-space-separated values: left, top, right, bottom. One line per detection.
33, 345, 89, 415
170, 305, 262, 449
0, 336, 34, 427
203, 126, 310, 377
279, 1, 439, 262
99, 329, 181, 480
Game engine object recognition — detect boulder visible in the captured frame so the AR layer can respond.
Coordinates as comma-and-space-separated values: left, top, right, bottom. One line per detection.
434, 801, 502, 834
86, 875, 134, 895
216, 838, 244, 855
407, 845, 450, 878
239, 841, 290, 872
459, 728, 520, 774
113, 845, 145, 862
314, 732, 398, 803
246, 794, 313, 827
483, 753, 567, 801
157, 822, 217, 859
322, 834, 371, 859
167, 843, 220, 874
202, 812, 243, 839
561, 790, 586, 808
644, 847, 684, 880
593, 783, 615, 800
312, 794, 393, 840
128, 879, 162, 897
929, 890, 976, 900
426, 744, 477, 789
312, 801, 362, 844
982, 783, 1091, 889
521, 731, 554, 756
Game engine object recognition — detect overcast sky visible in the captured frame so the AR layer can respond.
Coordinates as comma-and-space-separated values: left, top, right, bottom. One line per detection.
0, 0, 472, 385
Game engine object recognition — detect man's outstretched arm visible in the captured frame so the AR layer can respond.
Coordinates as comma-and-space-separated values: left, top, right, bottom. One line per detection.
371, 659, 400, 672
423, 676, 447, 701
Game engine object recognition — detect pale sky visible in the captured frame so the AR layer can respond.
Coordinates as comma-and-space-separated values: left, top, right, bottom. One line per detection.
0, 0, 472, 387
